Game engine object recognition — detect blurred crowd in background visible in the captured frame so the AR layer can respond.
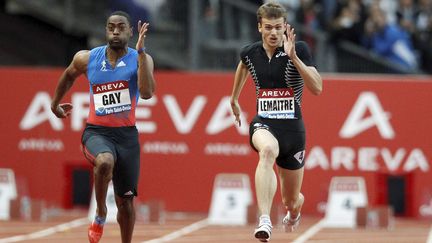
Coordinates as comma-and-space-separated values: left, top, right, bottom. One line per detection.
1, 0, 431, 73
127, 0, 432, 72
281, 0, 432, 73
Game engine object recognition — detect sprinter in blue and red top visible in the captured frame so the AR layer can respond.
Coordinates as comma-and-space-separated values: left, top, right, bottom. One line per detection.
230, 2, 322, 242
51, 11, 155, 243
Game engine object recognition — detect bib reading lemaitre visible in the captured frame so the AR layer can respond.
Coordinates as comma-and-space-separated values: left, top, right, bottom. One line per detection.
240, 41, 315, 122
87, 46, 140, 127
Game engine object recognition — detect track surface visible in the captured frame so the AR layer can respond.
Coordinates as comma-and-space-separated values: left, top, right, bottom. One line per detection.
0, 210, 431, 243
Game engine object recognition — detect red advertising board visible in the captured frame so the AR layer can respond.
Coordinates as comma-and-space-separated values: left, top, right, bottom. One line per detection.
0, 68, 431, 217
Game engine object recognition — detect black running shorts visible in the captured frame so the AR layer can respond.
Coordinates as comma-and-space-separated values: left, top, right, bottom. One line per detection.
249, 116, 306, 170
81, 124, 140, 197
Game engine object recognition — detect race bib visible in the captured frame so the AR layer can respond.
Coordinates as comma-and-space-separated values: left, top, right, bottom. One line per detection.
93, 81, 132, 116
258, 88, 295, 119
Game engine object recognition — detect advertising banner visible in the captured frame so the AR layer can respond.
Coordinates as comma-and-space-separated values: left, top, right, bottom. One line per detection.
0, 68, 431, 217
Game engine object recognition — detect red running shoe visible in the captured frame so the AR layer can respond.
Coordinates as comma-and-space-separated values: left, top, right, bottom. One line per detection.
88, 222, 104, 243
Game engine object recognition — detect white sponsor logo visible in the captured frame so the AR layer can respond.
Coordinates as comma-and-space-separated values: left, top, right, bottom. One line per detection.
340, 92, 395, 139
20, 93, 249, 136
117, 61, 126, 67
207, 97, 248, 135
305, 146, 429, 172
163, 95, 207, 134
204, 143, 251, 156
419, 199, 432, 217
294, 150, 305, 163
260, 90, 292, 97
18, 138, 64, 151
276, 51, 287, 58
100, 60, 108, 71
142, 141, 189, 154
20, 92, 64, 131
95, 82, 126, 93
322, 92, 430, 173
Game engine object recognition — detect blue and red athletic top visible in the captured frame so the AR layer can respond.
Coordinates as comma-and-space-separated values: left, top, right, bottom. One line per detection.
86, 46, 140, 127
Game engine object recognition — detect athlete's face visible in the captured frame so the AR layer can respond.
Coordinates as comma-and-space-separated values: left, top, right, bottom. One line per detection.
106, 15, 132, 50
258, 17, 286, 48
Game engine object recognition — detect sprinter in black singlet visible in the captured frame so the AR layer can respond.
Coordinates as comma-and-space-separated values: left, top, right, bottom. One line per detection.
230, 2, 322, 242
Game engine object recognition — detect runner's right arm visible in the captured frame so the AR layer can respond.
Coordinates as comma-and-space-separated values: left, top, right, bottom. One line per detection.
51, 50, 89, 118
230, 61, 249, 127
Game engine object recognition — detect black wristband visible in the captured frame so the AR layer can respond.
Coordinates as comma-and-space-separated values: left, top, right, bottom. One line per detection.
137, 47, 146, 54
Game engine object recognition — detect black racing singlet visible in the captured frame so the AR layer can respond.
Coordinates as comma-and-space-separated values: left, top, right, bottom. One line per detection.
240, 41, 314, 131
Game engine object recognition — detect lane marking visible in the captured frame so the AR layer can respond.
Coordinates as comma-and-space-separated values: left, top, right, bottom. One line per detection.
292, 219, 325, 243
0, 218, 88, 243
427, 223, 432, 243
141, 218, 209, 243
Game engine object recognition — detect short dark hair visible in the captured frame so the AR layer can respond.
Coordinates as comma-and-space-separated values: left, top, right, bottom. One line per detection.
108, 11, 131, 26
256, 2, 287, 23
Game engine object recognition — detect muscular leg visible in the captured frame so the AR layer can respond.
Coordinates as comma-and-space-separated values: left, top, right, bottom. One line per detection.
252, 129, 279, 216
115, 196, 135, 243
93, 152, 115, 219
277, 166, 304, 218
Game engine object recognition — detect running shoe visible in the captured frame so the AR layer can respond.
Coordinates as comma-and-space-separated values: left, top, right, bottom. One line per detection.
88, 222, 104, 243
282, 212, 301, 232
254, 216, 273, 242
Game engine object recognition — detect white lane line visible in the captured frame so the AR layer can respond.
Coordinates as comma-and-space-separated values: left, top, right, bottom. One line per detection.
427, 223, 432, 243
141, 218, 209, 243
0, 217, 88, 243
292, 219, 325, 243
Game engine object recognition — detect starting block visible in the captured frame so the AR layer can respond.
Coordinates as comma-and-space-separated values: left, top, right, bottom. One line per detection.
247, 203, 285, 225
0, 168, 17, 220
208, 173, 253, 225
356, 206, 394, 229
88, 181, 117, 223
88, 182, 166, 224
9, 196, 48, 221
324, 177, 368, 228
136, 199, 166, 224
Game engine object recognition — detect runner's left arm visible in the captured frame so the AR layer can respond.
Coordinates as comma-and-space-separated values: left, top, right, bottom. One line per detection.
136, 21, 156, 99
284, 24, 322, 95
